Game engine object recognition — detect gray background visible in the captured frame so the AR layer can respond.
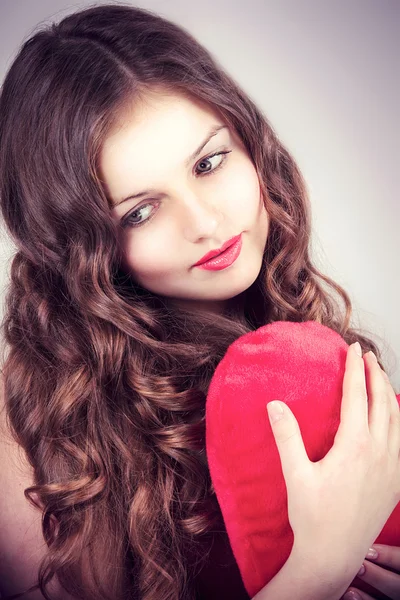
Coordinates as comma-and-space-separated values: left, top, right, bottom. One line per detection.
1, 0, 399, 390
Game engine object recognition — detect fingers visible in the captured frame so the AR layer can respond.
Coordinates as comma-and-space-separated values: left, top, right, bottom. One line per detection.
365, 351, 400, 458
366, 544, 400, 572
343, 587, 382, 600
343, 544, 400, 599
339, 344, 399, 457
382, 371, 400, 459
267, 401, 310, 487
338, 343, 369, 440
364, 351, 390, 446
350, 558, 400, 599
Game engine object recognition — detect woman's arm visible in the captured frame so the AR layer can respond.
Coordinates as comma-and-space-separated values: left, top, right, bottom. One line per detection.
251, 546, 356, 600
0, 375, 75, 600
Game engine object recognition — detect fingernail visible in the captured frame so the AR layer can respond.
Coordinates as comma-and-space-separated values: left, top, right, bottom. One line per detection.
353, 342, 362, 357
267, 401, 284, 423
366, 547, 378, 559
367, 350, 377, 362
344, 591, 361, 600
357, 563, 366, 576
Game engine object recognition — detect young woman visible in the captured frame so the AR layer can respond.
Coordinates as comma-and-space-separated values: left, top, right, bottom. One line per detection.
0, 4, 399, 600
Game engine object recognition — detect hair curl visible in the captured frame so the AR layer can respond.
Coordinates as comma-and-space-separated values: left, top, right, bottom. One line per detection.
0, 3, 389, 599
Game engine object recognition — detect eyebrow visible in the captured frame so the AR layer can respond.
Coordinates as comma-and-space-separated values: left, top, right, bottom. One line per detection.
112, 124, 228, 208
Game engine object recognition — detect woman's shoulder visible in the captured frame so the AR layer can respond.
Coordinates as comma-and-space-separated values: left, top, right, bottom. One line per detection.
0, 372, 74, 599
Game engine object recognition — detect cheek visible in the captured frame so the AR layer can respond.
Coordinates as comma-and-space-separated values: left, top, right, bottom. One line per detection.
119, 228, 176, 279
223, 158, 261, 218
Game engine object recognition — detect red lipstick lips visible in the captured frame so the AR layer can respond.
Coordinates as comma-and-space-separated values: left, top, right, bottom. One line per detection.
193, 234, 243, 271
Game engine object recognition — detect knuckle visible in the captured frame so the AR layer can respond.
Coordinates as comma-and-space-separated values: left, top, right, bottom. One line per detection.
375, 394, 390, 410
375, 379, 390, 397
351, 382, 368, 401
277, 430, 298, 445
373, 446, 388, 466
352, 435, 371, 457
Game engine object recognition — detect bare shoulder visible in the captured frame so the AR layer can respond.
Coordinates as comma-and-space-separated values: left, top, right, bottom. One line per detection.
0, 372, 75, 599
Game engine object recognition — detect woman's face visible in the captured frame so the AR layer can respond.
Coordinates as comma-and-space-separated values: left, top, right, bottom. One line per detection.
100, 89, 269, 314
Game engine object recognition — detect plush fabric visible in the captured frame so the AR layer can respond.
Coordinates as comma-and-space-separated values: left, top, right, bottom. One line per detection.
206, 321, 400, 598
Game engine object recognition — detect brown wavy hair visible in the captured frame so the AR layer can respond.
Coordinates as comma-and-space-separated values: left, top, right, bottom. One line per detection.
0, 3, 390, 599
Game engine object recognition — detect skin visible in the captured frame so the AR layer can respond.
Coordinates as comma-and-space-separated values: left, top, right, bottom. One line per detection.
99, 88, 269, 315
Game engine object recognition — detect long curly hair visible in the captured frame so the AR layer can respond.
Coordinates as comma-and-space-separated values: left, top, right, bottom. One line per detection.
0, 3, 388, 599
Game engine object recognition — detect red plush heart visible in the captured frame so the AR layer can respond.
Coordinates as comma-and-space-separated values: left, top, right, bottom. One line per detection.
206, 321, 400, 598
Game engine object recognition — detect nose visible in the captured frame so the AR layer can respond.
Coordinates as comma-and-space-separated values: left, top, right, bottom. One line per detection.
179, 191, 224, 242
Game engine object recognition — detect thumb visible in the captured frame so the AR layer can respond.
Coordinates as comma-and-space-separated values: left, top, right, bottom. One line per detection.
267, 401, 310, 483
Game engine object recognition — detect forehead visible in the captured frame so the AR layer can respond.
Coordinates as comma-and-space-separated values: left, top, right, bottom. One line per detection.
102, 90, 221, 159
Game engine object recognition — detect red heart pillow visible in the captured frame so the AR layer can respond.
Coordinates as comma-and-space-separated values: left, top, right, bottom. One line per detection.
206, 321, 400, 598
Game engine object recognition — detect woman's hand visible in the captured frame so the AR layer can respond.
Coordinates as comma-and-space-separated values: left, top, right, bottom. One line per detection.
342, 544, 400, 600
267, 342, 400, 590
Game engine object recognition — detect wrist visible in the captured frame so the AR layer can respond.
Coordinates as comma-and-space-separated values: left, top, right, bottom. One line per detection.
251, 546, 353, 600
288, 543, 359, 599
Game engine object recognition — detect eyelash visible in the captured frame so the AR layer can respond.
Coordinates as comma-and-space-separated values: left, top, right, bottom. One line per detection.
121, 149, 232, 229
